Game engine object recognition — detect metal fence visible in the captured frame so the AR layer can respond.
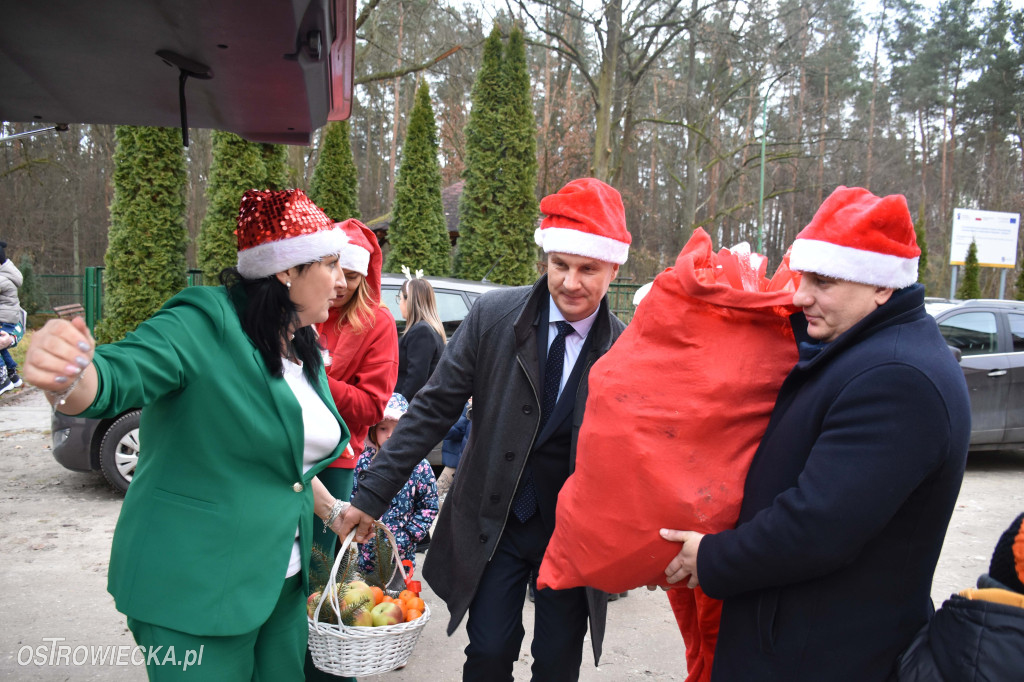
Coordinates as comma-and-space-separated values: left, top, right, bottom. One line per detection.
38, 269, 640, 329
607, 281, 642, 323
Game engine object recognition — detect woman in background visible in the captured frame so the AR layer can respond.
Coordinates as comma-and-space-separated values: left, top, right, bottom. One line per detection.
395, 277, 446, 401
312, 218, 398, 567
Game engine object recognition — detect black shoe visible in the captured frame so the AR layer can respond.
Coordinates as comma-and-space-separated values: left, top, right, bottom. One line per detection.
0, 378, 13, 396
8, 373, 22, 388
607, 592, 620, 602
415, 531, 431, 553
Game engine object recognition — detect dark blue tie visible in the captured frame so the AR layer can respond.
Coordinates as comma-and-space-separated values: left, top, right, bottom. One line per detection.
512, 321, 574, 523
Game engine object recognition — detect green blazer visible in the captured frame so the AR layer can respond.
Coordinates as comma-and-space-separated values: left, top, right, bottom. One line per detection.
80, 286, 350, 636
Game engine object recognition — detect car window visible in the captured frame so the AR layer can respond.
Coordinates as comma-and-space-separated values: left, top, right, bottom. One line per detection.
435, 291, 470, 323
1008, 313, 1024, 353
938, 312, 998, 356
381, 285, 403, 322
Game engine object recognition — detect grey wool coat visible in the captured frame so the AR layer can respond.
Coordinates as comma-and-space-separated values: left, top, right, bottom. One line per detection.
351, 275, 625, 664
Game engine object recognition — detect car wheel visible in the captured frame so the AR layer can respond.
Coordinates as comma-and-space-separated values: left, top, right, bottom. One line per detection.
99, 410, 141, 494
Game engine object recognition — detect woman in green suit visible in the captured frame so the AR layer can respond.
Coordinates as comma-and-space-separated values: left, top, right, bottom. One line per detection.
24, 189, 357, 681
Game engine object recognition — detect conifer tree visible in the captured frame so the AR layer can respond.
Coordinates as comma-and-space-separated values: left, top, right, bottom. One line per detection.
197, 132, 267, 280
495, 26, 539, 284
455, 26, 507, 280
1015, 264, 1024, 301
914, 217, 928, 285
384, 81, 450, 275
16, 255, 48, 315
95, 126, 187, 344
957, 240, 981, 300
261, 143, 290, 190
309, 120, 361, 221
456, 26, 539, 285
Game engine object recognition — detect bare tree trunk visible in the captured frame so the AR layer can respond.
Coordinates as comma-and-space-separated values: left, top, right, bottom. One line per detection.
865, 0, 888, 190
540, 9, 554, 196
648, 77, 659, 214
592, 0, 622, 181
388, 2, 404, 204
816, 66, 829, 205
680, 0, 699, 233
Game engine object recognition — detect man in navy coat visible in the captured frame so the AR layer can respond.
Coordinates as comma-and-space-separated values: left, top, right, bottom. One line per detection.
661, 186, 971, 681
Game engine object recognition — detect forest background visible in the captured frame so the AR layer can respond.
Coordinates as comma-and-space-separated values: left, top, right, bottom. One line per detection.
2, 0, 1024, 298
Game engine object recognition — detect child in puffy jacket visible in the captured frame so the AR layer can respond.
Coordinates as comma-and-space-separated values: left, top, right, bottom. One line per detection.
897, 511, 1024, 680
351, 392, 438, 576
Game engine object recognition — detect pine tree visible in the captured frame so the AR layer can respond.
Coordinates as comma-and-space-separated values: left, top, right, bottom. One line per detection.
1015, 265, 1024, 301
95, 126, 187, 344
384, 81, 450, 275
455, 26, 507, 281
261, 143, 290, 190
957, 239, 981, 300
495, 26, 539, 285
309, 120, 361, 221
914, 217, 928, 285
16, 255, 48, 315
455, 25, 539, 285
197, 132, 268, 280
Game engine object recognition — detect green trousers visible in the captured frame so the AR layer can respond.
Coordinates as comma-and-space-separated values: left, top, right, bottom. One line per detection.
127, 573, 306, 681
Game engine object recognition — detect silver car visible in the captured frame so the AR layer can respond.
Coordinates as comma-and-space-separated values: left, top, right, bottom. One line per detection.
928, 299, 1024, 451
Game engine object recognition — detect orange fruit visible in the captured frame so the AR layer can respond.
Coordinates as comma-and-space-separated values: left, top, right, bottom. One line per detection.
398, 589, 417, 603
370, 586, 385, 606
394, 600, 408, 619
406, 608, 423, 622
406, 597, 425, 612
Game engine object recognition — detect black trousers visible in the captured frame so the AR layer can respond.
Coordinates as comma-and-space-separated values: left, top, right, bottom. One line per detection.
463, 512, 589, 682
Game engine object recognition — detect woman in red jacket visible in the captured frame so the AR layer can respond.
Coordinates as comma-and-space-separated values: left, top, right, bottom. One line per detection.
313, 219, 398, 564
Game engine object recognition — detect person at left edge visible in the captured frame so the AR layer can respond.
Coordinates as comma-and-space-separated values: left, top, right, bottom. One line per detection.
311, 218, 398, 566
22, 189, 355, 681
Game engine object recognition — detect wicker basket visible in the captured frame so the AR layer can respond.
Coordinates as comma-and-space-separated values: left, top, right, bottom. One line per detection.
308, 521, 431, 677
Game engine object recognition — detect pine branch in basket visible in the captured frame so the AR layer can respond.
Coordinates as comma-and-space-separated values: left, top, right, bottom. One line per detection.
369, 525, 395, 589
309, 545, 333, 595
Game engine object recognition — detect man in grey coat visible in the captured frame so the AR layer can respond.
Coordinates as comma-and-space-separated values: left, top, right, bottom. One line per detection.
340, 178, 632, 681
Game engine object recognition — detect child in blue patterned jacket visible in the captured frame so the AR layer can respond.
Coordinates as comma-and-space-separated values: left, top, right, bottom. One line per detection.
351, 392, 438, 575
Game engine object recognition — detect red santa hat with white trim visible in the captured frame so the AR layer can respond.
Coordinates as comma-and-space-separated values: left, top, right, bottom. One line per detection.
789, 186, 920, 289
235, 189, 348, 279
335, 219, 373, 277
535, 178, 631, 264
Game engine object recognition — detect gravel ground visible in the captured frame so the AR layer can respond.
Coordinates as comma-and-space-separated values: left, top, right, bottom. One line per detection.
2, 385, 1022, 680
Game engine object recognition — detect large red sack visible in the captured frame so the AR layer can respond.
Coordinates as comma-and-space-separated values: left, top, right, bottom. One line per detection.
537, 228, 800, 594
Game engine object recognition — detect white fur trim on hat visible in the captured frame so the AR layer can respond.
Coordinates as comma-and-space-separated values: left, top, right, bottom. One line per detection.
790, 238, 919, 289
534, 226, 629, 265
237, 228, 348, 279
337, 242, 370, 277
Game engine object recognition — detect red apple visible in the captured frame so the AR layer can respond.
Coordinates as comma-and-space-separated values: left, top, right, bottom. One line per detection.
348, 606, 374, 627
370, 601, 403, 626
339, 580, 374, 612
307, 591, 322, 618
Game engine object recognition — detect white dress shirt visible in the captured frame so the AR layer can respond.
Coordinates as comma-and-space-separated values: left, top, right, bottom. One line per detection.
546, 295, 599, 398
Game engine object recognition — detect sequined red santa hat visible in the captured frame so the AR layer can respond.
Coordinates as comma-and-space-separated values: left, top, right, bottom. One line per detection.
535, 178, 631, 264
235, 189, 347, 279
335, 219, 373, 277
790, 186, 920, 289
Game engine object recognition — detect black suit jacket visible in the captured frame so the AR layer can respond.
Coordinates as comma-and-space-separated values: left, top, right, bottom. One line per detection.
528, 298, 594, 529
